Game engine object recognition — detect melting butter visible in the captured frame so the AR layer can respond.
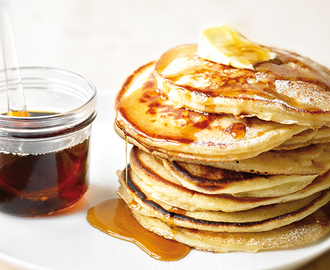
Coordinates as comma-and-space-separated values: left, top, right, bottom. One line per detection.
197, 24, 276, 70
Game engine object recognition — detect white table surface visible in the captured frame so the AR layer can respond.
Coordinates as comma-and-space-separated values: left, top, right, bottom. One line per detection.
1, 1, 330, 269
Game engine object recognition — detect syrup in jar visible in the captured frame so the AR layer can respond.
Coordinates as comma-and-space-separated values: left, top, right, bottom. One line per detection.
0, 67, 97, 216
0, 112, 92, 216
0, 140, 89, 215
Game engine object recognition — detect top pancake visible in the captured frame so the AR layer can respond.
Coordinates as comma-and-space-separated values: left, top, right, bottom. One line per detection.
155, 44, 330, 128
115, 61, 308, 162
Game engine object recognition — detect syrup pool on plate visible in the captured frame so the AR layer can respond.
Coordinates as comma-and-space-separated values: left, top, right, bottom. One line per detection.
86, 131, 191, 261
87, 198, 191, 261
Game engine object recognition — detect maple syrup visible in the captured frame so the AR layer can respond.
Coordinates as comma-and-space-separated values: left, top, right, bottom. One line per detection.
0, 67, 97, 216
87, 198, 190, 261
0, 110, 90, 216
87, 132, 190, 261
224, 122, 247, 139
7, 110, 30, 117
106, 71, 195, 260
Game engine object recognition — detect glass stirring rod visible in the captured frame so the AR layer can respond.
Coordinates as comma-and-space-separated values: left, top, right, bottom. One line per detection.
0, 0, 29, 117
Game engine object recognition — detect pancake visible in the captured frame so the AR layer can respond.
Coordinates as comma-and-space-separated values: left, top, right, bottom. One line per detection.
131, 146, 316, 197
155, 44, 330, 128
132, 205, 330, 253
275, 126, 330, 150
164, 160, 315, 197
176, 143, 330, 176
129, 157, 330, 212
115, 62, 307, 163
118, 170, 330, 233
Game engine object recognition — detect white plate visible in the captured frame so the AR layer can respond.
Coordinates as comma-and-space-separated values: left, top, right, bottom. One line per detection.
0, 91, 330, 270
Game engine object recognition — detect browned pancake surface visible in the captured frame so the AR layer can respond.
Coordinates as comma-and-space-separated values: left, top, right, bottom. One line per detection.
155, 44, 330, 127
115, 62, 307, 163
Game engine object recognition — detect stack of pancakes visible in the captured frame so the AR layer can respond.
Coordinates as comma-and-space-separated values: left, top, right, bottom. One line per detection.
114, 44, 330, 252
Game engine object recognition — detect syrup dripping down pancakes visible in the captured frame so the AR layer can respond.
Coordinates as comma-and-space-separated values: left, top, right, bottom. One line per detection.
114, 43, 330, 253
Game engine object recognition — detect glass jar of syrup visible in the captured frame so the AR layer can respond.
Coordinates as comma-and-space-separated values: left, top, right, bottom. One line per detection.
0, 67, 97, 216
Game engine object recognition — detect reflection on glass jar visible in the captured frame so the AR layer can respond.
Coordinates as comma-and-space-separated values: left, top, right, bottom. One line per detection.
0, 67, 97, 216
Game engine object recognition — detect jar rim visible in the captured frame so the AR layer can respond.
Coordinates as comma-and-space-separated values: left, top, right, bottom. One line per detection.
0, 66, 97, 137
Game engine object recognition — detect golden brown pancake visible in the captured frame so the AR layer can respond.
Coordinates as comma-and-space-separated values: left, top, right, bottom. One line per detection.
132, 205, 330, 253
162, 157, 315, 197
155, 44, 330, 128
275, 126, 330, 150
115, 62, 307, 163
129, 152, 330, 212
118, 170, 330, 233
176, 143, 330, 176
131, 146, 316, 197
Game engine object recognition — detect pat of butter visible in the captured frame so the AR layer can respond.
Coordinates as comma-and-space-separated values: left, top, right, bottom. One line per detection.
197, 25, 276, 70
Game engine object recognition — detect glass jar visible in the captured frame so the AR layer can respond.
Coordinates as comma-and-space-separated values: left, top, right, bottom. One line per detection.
0, 67, 97, 216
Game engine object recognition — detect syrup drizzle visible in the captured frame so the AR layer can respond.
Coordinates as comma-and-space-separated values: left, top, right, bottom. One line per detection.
224, 123, 247, 139
125, 136, 128, 185
87, 198, 191, 261
87, 136, 190, 261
